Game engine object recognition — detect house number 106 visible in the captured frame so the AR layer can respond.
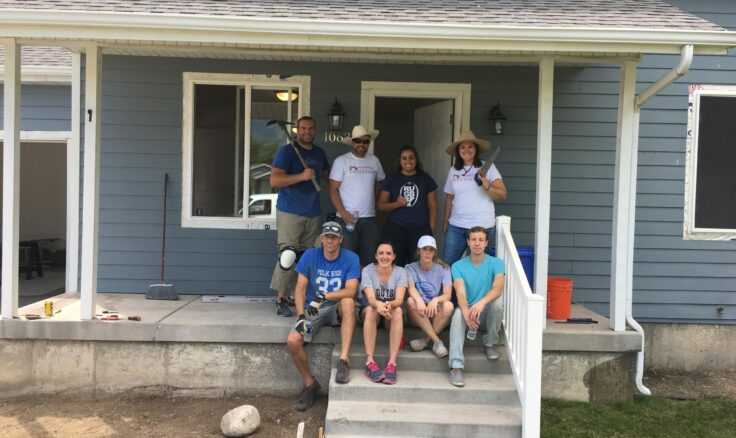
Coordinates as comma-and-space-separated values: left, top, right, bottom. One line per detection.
323, 132, 350, 143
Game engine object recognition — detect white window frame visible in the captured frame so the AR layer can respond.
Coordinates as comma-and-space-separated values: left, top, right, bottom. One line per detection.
181, 72, 310, 229
683, 84, 736, 240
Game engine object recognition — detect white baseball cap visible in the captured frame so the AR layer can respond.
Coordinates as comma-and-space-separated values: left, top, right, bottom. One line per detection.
417, 235, 437, 249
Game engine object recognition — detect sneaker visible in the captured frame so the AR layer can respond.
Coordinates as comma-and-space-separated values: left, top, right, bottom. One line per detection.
276, 298, 293, 317
432, 339, 449, 358
296, 379, 321, 411
335, 358, 350, 384
285, 295, 296, 307
364, 361, 384, 383
383, 363, 397, 385
410, 337, 429, 352
449, 368, 465, 387
485, 344, 501, 360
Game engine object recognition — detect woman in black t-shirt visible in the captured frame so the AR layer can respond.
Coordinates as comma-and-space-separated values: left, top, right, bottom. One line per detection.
377, 145, 438, 266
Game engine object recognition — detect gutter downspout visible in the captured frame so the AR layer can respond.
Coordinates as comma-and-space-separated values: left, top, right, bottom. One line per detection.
628, 44, 693, 396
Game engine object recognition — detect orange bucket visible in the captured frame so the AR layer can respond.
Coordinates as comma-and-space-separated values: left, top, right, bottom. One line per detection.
547, 277, 573, 320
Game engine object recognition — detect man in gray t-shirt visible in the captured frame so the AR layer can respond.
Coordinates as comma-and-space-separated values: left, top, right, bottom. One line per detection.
359, 263, 408, 308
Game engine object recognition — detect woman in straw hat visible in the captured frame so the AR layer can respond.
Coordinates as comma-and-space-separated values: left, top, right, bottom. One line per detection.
441, 131, 507, 266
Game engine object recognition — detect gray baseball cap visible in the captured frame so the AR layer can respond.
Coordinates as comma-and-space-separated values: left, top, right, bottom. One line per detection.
321, 221, 343, 237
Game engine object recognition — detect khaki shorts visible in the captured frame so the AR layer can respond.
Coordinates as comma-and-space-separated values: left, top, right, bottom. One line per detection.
269, 210, 321, 293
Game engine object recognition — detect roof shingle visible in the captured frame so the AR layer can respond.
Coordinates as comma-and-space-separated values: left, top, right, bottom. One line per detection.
0, 0, 724, 31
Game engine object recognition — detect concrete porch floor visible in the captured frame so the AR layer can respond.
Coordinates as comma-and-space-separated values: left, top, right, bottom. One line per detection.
1, 293, 640, 351
0, 293, 642, 402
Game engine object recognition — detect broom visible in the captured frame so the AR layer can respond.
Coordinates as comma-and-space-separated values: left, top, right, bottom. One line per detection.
146, 172, 179, 300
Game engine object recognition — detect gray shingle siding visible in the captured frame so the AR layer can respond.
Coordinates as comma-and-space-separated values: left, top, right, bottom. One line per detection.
0, 85, 71, 131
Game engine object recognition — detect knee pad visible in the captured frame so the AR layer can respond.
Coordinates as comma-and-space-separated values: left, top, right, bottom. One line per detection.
278, 246, 304, 270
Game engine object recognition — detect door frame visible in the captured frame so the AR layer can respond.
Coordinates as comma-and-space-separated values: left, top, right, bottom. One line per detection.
0, 130, 77, 293
360, 81, 471, 154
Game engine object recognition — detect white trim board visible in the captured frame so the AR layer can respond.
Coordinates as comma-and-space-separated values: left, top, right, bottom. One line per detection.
180, 72, 310, 230
360, 81, 471, 150
1, 10, 734, 55
683, 84, 736, 241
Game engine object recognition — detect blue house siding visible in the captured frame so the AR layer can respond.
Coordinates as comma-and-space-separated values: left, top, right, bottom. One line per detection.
0, 85, 71, 132
543, 0, 736, 323
94, 55, 540, 294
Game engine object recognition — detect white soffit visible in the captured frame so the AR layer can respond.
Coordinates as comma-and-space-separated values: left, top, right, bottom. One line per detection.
1, 9, 735, 58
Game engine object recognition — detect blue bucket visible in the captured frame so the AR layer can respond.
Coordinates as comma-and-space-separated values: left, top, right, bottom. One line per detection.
491, 246, 535, 289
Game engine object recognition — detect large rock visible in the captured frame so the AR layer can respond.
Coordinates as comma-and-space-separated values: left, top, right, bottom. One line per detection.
220, 404, 260, 437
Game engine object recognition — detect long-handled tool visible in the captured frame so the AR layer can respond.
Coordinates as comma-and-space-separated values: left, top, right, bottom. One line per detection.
266, 119, 321, 192
475, 144, 502, 186
146, 172, 179, 300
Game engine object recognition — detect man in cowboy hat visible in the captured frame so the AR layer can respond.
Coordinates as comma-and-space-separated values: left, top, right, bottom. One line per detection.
328, 125, 386, 266
270, 116, 331, 317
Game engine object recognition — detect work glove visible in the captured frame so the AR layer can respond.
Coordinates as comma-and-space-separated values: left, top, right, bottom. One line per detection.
294, 315, 313, 337
307, 293, 327, 317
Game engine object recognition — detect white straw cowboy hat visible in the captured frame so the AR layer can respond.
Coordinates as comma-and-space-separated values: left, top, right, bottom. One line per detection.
445, 130, 492, 156
342, 125, 380, 145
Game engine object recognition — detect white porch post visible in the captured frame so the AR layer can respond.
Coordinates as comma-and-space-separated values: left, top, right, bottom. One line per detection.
535, 57, 554, 328
1, 39, 21, 320
610, 60, 638, 331
66, 52, 82, 294
80, 45, 102, 320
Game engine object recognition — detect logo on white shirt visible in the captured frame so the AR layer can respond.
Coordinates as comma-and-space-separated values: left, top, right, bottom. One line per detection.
348, 166, 376, 175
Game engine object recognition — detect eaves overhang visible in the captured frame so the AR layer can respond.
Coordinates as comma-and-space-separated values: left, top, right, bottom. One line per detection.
1, 9, 736, 58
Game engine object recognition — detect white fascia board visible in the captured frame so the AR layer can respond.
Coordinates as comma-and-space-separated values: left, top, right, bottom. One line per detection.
0, 66, 72, 84
0, 9, 735, 55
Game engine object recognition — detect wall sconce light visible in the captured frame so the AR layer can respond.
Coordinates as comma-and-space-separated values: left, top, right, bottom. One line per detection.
275, 90, 298, 102
327, 97, 346, 132
489, 101, 506, 135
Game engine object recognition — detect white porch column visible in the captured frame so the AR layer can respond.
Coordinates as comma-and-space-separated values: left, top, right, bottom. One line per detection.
80, 45, 102, 320
535, 57, 554, 328
610, 60, 639, 331
1, 39, 21, 320
66, 52, 82, 294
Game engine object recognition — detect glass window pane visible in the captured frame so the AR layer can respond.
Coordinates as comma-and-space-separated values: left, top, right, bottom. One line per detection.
695, 95, 736, 229
247, 88, 297, 217
192, 84, 238, 217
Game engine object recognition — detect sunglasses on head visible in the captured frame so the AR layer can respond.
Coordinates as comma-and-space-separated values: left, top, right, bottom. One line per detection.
321, 225, 342, 235
353, 139, 370, 145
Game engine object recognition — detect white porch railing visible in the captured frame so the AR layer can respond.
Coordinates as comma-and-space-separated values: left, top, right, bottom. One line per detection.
496, 215, 544, 438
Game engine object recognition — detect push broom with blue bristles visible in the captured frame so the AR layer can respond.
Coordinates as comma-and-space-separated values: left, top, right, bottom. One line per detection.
147, 172, 178, 300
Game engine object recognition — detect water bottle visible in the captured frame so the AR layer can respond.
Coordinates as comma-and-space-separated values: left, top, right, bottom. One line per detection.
303, 319, 314, 343
466, 328, 477, 341
345, 210, 359, 232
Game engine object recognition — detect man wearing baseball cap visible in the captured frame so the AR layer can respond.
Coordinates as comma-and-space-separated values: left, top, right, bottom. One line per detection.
286, 221, 361, 411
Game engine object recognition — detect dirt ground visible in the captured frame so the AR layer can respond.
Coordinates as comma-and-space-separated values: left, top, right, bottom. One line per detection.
643, 369, 736, 400
0, 370, 733, 437
0, 392, 327, 438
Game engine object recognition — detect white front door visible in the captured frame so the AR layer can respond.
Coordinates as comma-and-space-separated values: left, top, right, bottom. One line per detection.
413, 99, 454, 252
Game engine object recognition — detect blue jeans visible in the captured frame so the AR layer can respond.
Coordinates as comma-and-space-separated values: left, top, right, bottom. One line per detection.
442, 224, 495, 267
448, 300, 504, 369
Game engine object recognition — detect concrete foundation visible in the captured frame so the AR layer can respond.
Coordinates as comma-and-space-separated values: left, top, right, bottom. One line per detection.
643, 323, 736, 372
542, 351, 635, 403
0, 294, 642, 402
0, 339, 332, 399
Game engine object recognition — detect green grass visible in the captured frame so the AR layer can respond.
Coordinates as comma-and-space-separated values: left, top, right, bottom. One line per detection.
542, 396, 736, 438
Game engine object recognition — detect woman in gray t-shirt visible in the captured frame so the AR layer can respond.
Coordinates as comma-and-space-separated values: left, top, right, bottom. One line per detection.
404, 235, 454, 358
360, 242, 407, 385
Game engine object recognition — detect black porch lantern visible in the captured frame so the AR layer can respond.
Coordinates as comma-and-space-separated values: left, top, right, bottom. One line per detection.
327, 97, 345, 132
489, 101, 506, 135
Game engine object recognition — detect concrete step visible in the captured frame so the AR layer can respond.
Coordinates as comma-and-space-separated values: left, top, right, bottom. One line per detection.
350, 326, 501, 348
325, 400, 522, 438
329, 367, 519, 405
334, 345, 512, 374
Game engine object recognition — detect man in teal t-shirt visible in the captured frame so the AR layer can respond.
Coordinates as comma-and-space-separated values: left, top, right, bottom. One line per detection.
448, 226, 505, 387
